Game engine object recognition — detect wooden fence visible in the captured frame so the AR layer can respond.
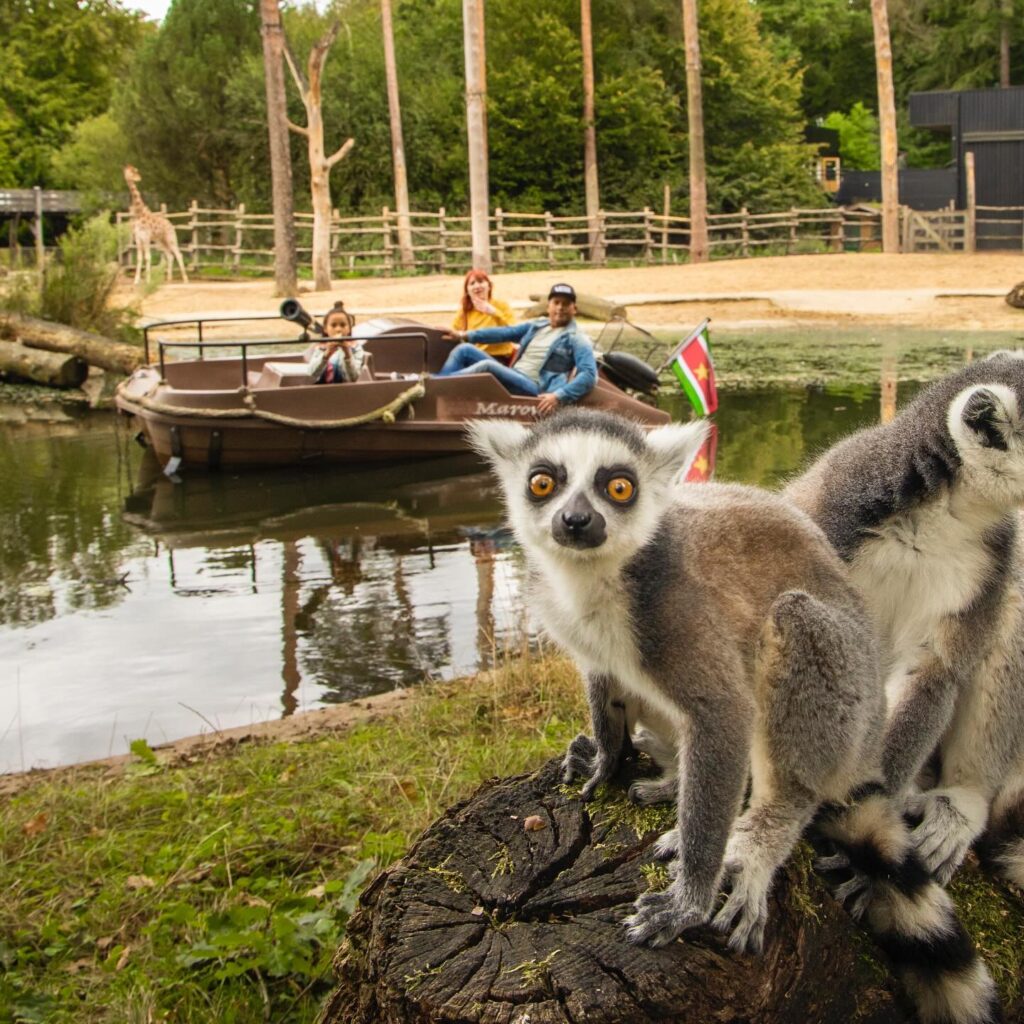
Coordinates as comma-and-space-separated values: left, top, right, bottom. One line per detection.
114, 204, 890, 277
112, 200, 1024, 275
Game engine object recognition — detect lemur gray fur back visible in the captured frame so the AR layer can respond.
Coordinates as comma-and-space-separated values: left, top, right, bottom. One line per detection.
786, 354, 1024, 893
471, 408, 999, 1024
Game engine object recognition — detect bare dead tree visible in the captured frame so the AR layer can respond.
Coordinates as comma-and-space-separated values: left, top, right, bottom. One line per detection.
682, 0, 708, 263
283, 22, 355, 290
462, 0, 491, 272
581, 0, 604, 263
871, 0, 900, 253
1000, 0, 1013, 87
260, 0, 297, 296
381, 0, 414, 268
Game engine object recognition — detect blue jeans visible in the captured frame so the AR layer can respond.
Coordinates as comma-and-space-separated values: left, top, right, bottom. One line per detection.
435, 344, 540, 397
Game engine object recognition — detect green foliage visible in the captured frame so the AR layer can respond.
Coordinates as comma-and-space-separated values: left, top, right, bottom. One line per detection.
1, 214, 140, 342
0, 654, 587, 1022
824, 102, 880, 170
112, 0, 263, 205
0, 0, 148, 187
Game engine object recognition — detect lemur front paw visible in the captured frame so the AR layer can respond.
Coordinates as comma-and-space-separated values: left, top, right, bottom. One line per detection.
813, 851, 873, 920
906, 789, 985, 885
712, 861, 769, 954
652, 827, 680, 861
561, 733, 614, 801
624, 888, 708, 947
628, 776, 677, 806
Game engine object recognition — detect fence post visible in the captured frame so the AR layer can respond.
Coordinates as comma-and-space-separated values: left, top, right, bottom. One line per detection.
597, 210, 607, 267
965, 150, 976, 254
33, 186, 44, 271
331, 208, 341, 251
438, 206, 447, 273
740, 206, 749, 258
828, 210, 843, 253
495, 207, 506, 268
545, 210, 555, 266
643, 206, 653, 263
382, 206, 394, 274
661, 183, 670, 263
788, 207, 798, 254
188, 199, 199, 272
233, 202, 245, 274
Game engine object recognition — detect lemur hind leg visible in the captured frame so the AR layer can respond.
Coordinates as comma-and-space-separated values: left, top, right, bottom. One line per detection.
976, 772, 1024, 889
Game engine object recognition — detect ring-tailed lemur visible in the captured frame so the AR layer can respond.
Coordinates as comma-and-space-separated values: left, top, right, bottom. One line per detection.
786, 354, 1024, 892
470, 408, 999, 1024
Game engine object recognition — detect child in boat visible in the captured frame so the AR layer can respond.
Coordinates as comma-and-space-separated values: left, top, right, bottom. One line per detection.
307, 301, 366, 383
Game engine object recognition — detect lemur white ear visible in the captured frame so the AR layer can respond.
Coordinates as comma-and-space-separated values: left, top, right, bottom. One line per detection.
645, 419, 711, 479
465, 419, 530, 465
948, 384, 1019, 452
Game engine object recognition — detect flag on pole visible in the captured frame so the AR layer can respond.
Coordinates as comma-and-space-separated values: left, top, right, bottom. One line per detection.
681, 422, 718, 483
665, 319, 717, 416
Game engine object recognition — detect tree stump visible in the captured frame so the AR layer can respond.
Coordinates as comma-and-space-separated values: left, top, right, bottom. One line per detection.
1007, 281, 1024, 309
319, 757, 917, 1024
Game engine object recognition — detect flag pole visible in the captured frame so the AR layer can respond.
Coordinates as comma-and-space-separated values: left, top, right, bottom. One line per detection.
655, 317, 711, 375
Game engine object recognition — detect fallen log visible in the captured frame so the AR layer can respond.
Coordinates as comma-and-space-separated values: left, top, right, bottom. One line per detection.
0, 340, 88, 388
1007, 281, 1024, 309
322, 755, 961, 1024
0, 312, 143, 375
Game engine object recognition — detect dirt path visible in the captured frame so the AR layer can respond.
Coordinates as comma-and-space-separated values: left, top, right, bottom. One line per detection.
130, 251, 1024, 332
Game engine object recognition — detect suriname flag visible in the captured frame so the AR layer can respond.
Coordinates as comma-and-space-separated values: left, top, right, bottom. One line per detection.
668, 319, 717, 416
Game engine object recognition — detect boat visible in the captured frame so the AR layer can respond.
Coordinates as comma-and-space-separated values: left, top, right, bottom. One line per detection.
115, 304, 670, 472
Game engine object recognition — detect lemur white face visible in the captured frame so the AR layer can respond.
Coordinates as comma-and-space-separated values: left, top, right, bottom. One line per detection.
468, 411, 708, 565
948, 380, 1024, 507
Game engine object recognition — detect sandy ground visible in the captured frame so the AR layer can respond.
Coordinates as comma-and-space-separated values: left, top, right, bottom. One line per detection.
129, 251, 1024, 332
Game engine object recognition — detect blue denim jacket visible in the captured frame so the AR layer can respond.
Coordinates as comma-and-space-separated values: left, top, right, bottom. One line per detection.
466, 318, 597, 404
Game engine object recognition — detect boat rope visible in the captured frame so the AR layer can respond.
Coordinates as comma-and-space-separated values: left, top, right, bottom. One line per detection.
123, 380, 426, 429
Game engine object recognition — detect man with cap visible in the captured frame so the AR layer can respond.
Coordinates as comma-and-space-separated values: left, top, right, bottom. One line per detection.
437, 283, 596, 416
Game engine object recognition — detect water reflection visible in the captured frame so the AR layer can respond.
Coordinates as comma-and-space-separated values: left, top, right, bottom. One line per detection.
1, 384, 899, 771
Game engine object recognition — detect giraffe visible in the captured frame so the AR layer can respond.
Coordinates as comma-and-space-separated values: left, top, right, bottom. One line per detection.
123, 165, 189, 285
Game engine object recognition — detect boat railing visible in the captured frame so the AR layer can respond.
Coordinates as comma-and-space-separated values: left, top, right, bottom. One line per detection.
142, 313, 287, 364
147, 321, 437, 388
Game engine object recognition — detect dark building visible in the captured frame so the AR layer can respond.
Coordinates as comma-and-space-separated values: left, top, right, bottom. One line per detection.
835, 86, 1024, 248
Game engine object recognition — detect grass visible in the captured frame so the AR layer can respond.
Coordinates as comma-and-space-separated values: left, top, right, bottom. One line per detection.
0, 650, 587, 1024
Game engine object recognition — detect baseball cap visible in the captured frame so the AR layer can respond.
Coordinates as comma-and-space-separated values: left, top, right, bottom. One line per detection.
547, 283, 576, 302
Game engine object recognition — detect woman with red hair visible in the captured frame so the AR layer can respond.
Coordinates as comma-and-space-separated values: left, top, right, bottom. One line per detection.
451, 269, 516, 361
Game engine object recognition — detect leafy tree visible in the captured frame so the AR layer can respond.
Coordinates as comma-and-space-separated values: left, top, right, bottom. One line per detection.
112, 0, 263, 205
824, 101, 881, 169
0, 0, 148, 187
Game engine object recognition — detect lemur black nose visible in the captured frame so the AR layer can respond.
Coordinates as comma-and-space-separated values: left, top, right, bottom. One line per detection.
562, 509, 592, 531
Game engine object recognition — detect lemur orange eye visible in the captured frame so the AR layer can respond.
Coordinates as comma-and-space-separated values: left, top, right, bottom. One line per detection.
606, 477, 635, 503
529, 473, 556, 498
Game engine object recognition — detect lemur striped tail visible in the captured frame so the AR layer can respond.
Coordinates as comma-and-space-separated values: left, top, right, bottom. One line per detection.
815, 789, 1002, 1024
976, 782, 1024, 890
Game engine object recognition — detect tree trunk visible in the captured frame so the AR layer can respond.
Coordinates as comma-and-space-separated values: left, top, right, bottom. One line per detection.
0, 312, 142, 375
0, 340, 89, 388
1000, 0, 1013, 88
871, 0, 900, 253
260, 0, 298, 296
319, 756, 922, 1024
382, 0, 414, 269
285, 22, 355, 291
463, 0, 491, 273
682, 0, 708, 264
581, 0, 603, 263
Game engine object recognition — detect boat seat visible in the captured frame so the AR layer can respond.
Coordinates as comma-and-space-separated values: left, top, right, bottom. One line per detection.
252, 361, 314, 389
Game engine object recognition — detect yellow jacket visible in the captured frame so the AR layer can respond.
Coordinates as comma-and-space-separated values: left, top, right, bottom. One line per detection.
451, 300, 517, 358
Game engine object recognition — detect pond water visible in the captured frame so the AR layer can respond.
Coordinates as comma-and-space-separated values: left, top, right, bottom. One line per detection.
1, 385, 900, 772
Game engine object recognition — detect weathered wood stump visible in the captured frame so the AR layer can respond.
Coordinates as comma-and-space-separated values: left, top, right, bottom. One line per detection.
1007, 281, 1024, 309
0, 312, 143, 375
0, 339, 88, 388
320, 757, 918, 1024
